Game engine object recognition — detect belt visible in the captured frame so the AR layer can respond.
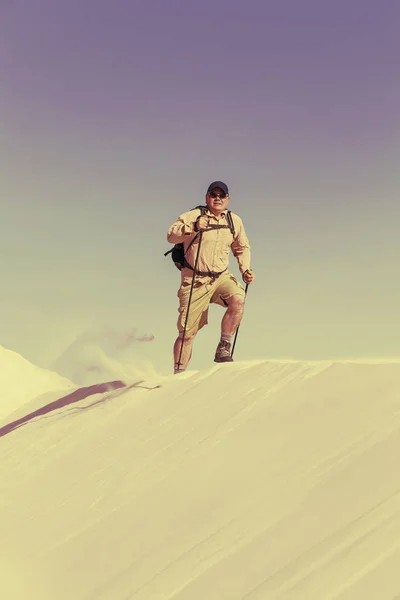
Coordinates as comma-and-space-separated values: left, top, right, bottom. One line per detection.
183, 260, 227, 279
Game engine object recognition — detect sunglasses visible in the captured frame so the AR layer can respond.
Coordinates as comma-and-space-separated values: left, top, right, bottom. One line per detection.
208, 191, 227, 199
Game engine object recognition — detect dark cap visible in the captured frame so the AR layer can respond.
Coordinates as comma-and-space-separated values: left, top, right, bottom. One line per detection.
207, 181, 229, 195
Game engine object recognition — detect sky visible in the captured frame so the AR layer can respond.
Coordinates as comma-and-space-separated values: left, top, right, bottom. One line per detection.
1, 0, 399, 372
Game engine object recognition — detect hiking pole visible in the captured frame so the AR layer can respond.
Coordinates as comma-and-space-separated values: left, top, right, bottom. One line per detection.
176, 231, 203, 371
231, 282, 249, 359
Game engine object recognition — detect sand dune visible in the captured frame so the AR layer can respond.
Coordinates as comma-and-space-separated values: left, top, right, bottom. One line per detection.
0, 345, 73, 421
1, 357, 399, 599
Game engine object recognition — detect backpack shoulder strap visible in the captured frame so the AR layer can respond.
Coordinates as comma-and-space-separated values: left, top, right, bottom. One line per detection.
191, 204, 207, 215
190, 206, 235, 235
226, 211, 235, 237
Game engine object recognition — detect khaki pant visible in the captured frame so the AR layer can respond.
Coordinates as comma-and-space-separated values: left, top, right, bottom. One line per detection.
177, 271, 246, 337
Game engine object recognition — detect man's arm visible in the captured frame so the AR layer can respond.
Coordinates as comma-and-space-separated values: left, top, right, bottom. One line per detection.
167, 210, 199, 244
231, 216, 251, 275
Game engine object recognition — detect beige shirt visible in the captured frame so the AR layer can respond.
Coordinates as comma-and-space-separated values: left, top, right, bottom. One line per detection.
167, 208, 251, 282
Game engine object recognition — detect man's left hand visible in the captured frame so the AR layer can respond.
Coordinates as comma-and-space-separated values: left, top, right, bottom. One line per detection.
243, 269, 255, 284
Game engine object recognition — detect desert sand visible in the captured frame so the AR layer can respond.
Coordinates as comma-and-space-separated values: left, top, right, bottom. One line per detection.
1, 349, 400, 599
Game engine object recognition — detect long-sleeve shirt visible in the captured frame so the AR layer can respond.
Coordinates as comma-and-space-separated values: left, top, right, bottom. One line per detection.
167, 207, 251, 282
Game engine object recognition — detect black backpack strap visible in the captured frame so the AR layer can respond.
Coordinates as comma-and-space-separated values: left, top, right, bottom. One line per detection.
204, 212, 234, 235
165, 207, 235, 271
192, 205, 234, 235
226, 210, 235, 236
192, 205, 207, 214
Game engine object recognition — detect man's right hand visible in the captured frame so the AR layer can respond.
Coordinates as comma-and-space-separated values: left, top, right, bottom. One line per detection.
243, 269, 255, 284
195, 215, 209, 231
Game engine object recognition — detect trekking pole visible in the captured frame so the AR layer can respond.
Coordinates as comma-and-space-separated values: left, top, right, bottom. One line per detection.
231, 282, 249, 359
176, 232, 203, 371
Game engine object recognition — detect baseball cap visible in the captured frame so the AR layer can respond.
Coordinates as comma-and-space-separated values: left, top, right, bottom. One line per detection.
207, 181, 229, 195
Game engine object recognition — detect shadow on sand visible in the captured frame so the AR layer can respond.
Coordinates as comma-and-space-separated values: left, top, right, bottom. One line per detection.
0, 380, 127, 439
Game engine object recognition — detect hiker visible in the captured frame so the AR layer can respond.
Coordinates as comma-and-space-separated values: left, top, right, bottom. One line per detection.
167, 181, 255, 374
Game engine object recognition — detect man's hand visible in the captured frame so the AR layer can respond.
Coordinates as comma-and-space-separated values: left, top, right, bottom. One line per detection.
243, 269, 255, 284
194, 215, 209, 231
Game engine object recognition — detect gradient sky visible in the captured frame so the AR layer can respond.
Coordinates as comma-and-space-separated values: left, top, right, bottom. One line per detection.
1, 0, 399, 372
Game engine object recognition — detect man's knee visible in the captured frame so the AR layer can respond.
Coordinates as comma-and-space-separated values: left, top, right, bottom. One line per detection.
226, 293, 245, 310
178, 331, 197, 341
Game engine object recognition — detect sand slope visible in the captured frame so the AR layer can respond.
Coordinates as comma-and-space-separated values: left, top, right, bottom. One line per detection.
0, 345, 73, 421
1, 360, 399, 599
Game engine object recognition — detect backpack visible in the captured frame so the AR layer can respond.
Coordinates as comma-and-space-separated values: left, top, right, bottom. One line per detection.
164, 205, 235, 271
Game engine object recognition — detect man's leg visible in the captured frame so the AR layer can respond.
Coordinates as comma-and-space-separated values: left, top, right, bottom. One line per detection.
221, 293, 245, 335
211, 274, 246, 363
174, 280, 211, 373
173, 334, 195, 373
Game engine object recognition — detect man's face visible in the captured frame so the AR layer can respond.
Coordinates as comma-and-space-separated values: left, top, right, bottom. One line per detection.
206, 188, 230, 214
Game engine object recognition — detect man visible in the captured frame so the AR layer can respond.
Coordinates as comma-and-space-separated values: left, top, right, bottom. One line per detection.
167, 181, 255, 374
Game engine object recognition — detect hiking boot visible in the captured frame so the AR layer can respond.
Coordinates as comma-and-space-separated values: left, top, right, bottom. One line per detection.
214, 339, 233, 363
